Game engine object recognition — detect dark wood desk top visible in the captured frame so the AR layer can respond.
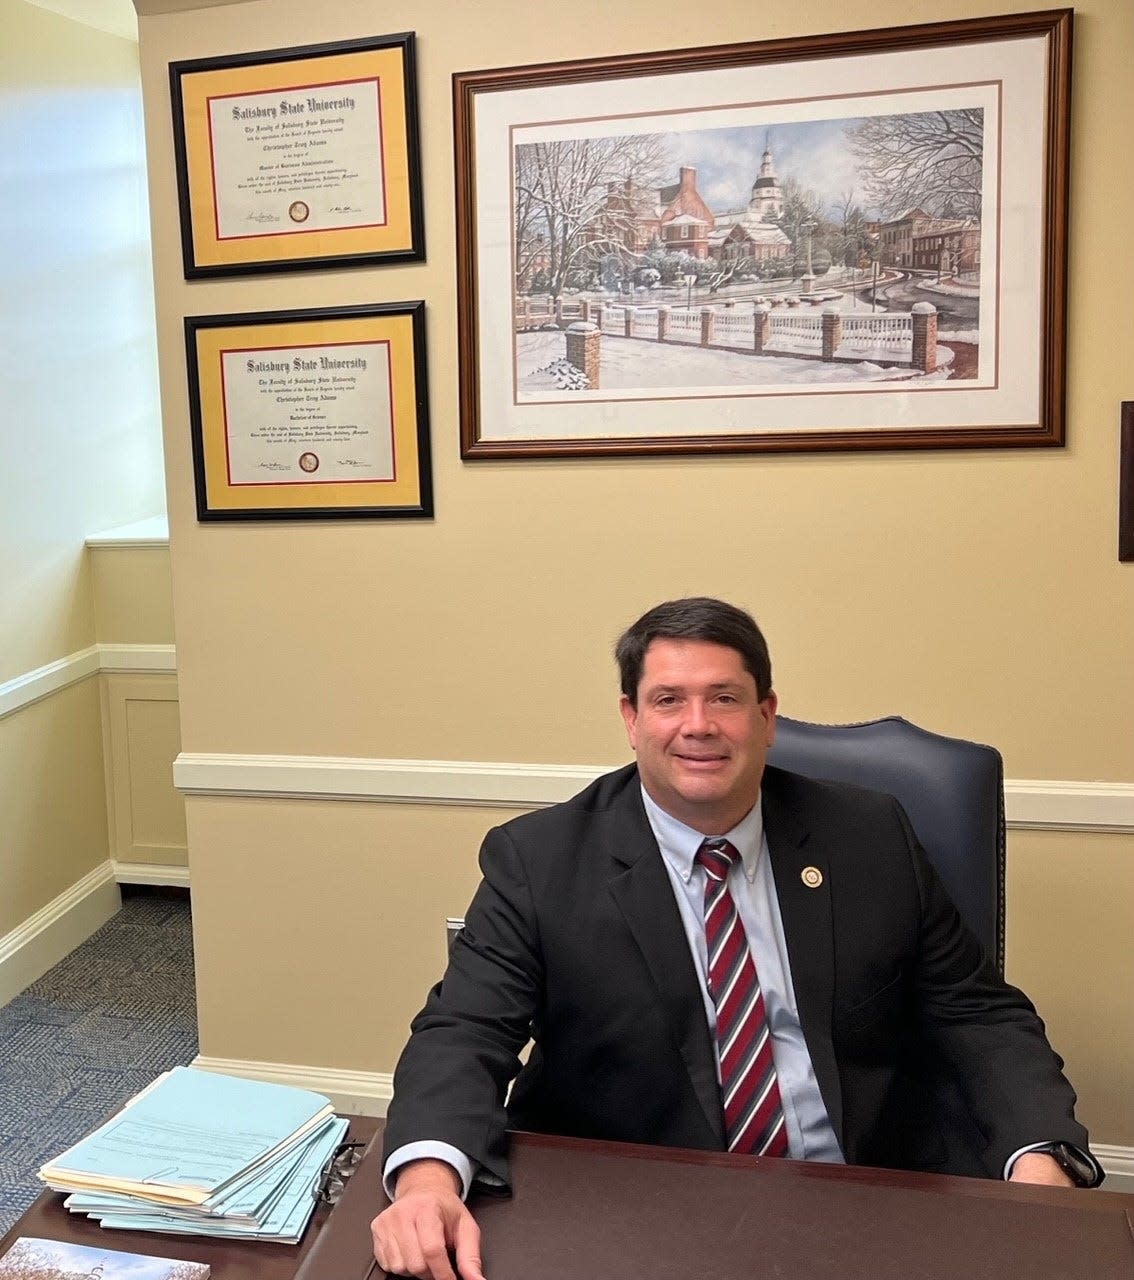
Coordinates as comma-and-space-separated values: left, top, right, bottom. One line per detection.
6, 1120, 1133, 1280
470, 1133, 1134, 1280
299, 1124, 1134, 1280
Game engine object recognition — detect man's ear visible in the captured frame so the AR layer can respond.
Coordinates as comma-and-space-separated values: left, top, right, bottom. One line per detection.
761, 691, 778, 746
619, 694, 638, 749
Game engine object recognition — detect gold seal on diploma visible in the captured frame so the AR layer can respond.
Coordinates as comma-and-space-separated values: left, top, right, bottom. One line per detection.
801, 866, 823, 889
299, 452, 319, 473
289, 200, 310, 223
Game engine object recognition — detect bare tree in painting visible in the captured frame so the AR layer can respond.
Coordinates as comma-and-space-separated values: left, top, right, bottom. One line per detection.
775, 177, 826, 274
514, 133, 669, 297
846, 108, 984, 219
830, 189, 874, 267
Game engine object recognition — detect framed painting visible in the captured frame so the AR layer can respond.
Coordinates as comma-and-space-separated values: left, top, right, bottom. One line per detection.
454, 11, 1072, 457
185, 303, 432, 520
171, 33, 424, 276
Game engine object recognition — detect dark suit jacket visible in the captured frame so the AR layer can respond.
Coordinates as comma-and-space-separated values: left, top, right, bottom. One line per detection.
383, 764, 1089, 1187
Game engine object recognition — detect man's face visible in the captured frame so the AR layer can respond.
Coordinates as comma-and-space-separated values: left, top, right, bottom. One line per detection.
619, 638, 777, 836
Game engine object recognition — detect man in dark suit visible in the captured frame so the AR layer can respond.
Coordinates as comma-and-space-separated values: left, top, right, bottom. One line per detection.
371, 598, 1099, 1280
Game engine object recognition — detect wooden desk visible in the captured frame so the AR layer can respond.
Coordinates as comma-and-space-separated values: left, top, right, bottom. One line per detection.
0, 1117, 380, 1280
5, 1120, 1133, 1279
306, 1124, 1134, 1280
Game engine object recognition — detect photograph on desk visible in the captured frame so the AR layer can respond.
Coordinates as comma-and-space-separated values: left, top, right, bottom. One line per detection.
36, 1067, 347, 1244
0, 1236, 208, 1279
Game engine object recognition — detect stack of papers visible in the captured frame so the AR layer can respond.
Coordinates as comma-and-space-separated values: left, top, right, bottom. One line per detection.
38, 1066, 349, 1243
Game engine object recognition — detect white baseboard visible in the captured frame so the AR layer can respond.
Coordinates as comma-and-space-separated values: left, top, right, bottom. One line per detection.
113, 862, 191, 888
98, 644, 177, 674
0, 647, 101, 721
0, 644, 175, 721
172, 754, 603, 809
0, 862, 120, 1006
172, 752, 1134, 835
191, 1055, 392, 1117
1094, 1143, 1134, 1183
1005, 781, 1134, 834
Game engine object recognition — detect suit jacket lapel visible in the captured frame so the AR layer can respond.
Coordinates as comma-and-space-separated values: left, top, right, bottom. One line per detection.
762, 767, 845, 1155
604, 781, 724, 1146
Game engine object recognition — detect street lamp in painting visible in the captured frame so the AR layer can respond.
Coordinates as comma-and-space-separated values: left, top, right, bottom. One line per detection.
800, 220, 817, 295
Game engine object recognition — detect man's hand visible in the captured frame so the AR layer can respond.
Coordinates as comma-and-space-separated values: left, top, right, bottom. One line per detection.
371, 1158, 485, 1280
1008, 1152, 1075, 1187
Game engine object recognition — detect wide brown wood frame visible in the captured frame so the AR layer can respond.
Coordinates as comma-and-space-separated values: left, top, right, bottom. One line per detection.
454, 10, 1073, 459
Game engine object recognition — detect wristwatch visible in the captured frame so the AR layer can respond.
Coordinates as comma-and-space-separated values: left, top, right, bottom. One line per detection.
1042, 1142, 1100, 1187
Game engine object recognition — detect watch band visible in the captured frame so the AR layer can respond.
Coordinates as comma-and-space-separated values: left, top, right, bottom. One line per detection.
1044, 1141, 1100, 1187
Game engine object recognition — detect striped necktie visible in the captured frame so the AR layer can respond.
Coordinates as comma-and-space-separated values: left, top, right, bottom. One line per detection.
697, 837, 789, 1158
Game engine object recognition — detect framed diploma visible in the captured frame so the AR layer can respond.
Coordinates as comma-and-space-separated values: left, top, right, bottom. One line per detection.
170, 34, 423, 276
184, 303, 432, 520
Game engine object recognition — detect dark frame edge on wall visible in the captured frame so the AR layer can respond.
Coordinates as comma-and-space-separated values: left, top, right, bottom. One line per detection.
1120, 402, 1134, 562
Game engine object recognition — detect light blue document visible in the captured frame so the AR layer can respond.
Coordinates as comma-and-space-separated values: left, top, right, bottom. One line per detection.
63, 1116, 347, 1220
78, 1116, 349, 1243
40, 1066, 334, 1202
202, 1114, 345, 1221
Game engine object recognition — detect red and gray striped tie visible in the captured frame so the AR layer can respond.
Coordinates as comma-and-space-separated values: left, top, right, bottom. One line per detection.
697, 837, 789, 1158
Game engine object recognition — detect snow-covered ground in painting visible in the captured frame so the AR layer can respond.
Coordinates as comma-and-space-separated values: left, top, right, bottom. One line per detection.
915, 277, 981, 299
517, 331, 955, 397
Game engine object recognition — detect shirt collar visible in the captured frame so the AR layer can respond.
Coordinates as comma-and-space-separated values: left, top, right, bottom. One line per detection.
639, 784, 765, 884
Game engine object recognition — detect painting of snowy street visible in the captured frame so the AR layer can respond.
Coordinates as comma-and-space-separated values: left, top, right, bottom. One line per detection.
513, 107, 987, 403
457, 13, 1070, 455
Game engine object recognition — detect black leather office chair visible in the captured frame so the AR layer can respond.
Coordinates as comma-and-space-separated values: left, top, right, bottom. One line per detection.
767, 716, 1005, 974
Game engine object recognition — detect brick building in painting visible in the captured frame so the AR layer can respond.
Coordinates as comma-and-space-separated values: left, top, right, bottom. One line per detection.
599, 148, 796, 266
877, 208, 981, 272
911, 222, 981, 274
595, 165, 715, 259
656, 166, 715, 256
876, 209, 936, 267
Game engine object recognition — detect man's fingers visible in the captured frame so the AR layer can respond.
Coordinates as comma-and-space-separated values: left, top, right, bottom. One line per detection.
414, 1209, 460, 1280
371, 1221, 405, 1278
381, 1242, 406, 1277
370, 1186, 475, 1280
454, 1207, 485, 1280
372, 1206, 457, 1280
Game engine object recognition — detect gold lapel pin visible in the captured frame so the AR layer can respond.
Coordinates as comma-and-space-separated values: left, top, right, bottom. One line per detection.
801, 866, 823, 889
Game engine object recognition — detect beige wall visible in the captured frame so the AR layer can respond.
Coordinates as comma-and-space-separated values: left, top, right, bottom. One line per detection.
89, 541, 186, 870
135, 0, 1133, 1146
1, 1, 165, 685
101, 671, 187, 868
1, 2, 168, 943
91, 545, 176, 645
1006, 831, 1134, 1143
0, 682, 110, 935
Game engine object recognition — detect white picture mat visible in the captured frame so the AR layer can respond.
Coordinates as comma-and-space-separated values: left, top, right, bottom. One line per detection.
470, 33, 1051, 442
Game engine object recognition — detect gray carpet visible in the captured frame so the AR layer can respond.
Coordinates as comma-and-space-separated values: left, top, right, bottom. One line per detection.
0, 890, 198, 1233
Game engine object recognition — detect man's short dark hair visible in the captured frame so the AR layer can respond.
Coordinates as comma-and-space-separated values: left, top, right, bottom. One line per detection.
615, 597, 773, 704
